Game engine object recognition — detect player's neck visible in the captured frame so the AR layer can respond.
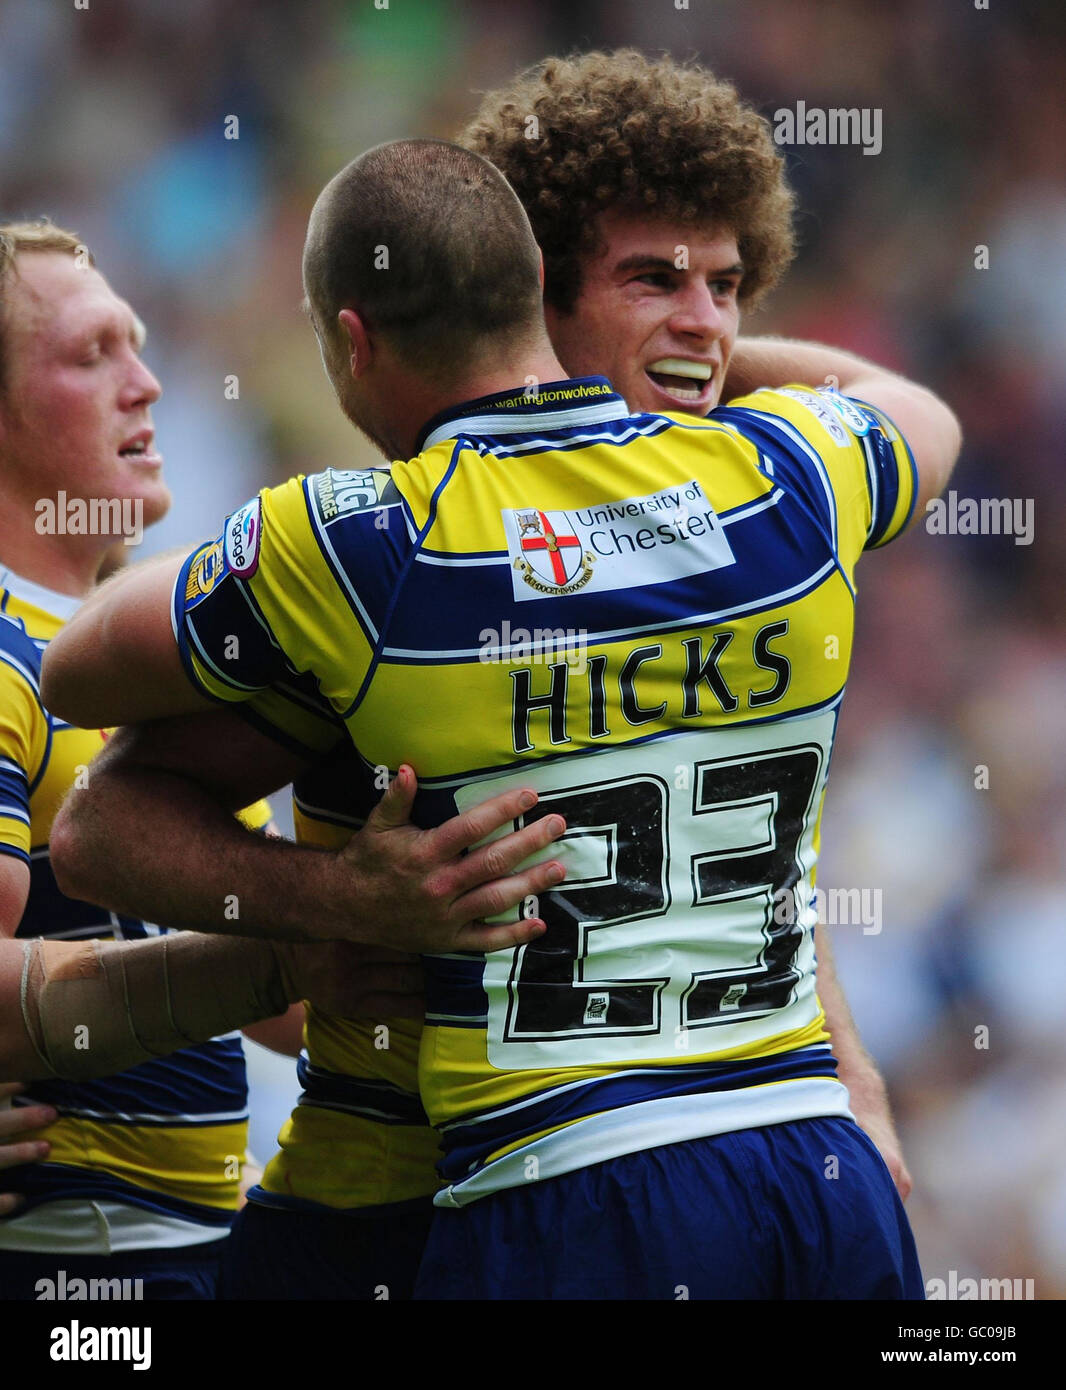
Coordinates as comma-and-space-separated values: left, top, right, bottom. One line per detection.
396, 347, 570, 458
0, 503, 109, 598
450, 347, 571, 410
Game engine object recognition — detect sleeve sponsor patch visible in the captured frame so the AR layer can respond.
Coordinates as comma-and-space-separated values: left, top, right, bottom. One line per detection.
773, 387, 852, 447
310, 468, 400, 529
184, 539, 225, 606
223, 497, 262, 577
815, 387, 873, 437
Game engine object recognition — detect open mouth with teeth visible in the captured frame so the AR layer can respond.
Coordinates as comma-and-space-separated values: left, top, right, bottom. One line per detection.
645, 357, 714, 403
117, 435, 162, 467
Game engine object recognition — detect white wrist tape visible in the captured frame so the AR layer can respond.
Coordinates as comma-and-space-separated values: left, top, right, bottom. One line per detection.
19, 935, 289, 1081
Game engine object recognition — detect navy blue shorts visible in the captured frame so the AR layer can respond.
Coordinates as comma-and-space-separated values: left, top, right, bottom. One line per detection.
219, 1195, 435, 1300
0, 1239, 226, 1301
415, 1117, 923, 1300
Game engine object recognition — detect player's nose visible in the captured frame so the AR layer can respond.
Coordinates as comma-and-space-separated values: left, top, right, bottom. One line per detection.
123, 354, 162, 408
667, 279, 725, 341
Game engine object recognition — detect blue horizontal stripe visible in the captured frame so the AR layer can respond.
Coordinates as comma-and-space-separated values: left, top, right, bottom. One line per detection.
437, 1045, 839, 1182
423, 953, 489, 1022
447, 413, 675, 463
23, 1038, 247, 1121
309, 410, 839, 666
1, 1164, 236, 1227
296, 1055, 428, 1126
369, 500, 836, 662
0, 764, 29, 795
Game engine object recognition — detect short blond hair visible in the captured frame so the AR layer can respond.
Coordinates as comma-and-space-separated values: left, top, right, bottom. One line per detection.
0, 218, 92, 397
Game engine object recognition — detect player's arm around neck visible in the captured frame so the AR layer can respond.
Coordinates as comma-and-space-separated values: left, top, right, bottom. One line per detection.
41, 549, 204, 728
50, 713, 565, 954
49, 713, 341, 943
723, 336, 962, 520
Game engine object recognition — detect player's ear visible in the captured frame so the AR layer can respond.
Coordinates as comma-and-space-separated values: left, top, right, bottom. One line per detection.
537, 249, 545, 292
337, 308, 372, 380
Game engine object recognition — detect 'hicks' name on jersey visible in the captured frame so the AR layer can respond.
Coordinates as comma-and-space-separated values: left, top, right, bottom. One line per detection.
511, 620, 791, 754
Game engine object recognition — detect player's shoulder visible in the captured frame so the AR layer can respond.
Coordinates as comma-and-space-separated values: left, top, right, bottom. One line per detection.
300, 465, 403, 535
246, 467, 409, 661
223, 468, 404, 588
0, 609, 47, 763
0, 607, 43, 690
716, 383, 897, 456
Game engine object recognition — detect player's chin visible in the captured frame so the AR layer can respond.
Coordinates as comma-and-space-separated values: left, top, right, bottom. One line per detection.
141, 477, 172, 528
115, 470, 172, 531
141, 483, 173, 530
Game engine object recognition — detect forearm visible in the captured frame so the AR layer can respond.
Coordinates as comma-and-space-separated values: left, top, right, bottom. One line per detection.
724, 336, 902, 402
817, 928, 911, 1189
243, 1003, 307, 1057
10, 933, 298, 1082
816, 924, 911, 1199
816, 922, 888, 1096
51, 764, 352, 944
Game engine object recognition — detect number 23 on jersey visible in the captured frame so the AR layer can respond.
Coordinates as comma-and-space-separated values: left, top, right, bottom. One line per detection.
454, 706, 836, 1071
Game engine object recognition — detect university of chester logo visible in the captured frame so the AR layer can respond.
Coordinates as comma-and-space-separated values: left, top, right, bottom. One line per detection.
512, 509, 595, 596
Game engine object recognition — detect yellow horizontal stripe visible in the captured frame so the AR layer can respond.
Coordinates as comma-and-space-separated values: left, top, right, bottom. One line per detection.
304, 1011, 422, 1092
27, 1117, 249, 1212
261, 1106, 441, 1207
400, 427, 768, 552
0, 815, 30, 857
349, 582, 852, 776
421, 1012, 831, 1127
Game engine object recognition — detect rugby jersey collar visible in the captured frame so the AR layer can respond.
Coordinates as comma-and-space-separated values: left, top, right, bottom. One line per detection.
417, 376, 629, 453
0, 563, 82, 622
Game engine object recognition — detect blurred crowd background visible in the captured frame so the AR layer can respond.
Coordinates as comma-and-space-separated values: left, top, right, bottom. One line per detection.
2, 0, 1062, 1298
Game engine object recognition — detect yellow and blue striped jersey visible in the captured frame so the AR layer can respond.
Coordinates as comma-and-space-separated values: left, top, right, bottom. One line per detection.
0, 566, 271, 1248
255, 738, 441, 1209
149, 556, 440, 1212
171, 376, 917, 1207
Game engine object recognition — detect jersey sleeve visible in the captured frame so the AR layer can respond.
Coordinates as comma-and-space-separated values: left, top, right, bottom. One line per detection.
718, 384, 919, 574
0, 639, 48, 864
171, 475, 378, 722
171, 500, 289, 705
239, 680, 348, 762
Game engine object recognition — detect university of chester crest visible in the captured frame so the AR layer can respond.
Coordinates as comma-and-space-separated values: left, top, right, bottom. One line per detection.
513, 509, 595, 595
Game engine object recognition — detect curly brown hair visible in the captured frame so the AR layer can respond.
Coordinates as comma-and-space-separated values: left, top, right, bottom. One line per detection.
459, 49, 795, 315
